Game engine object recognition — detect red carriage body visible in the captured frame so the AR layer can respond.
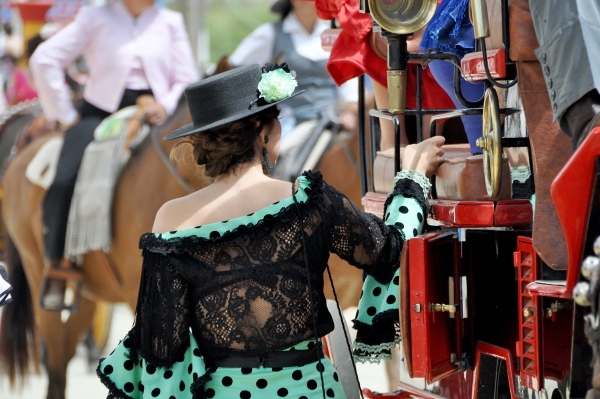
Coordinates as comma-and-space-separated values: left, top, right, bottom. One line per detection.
342, 1, 600, 398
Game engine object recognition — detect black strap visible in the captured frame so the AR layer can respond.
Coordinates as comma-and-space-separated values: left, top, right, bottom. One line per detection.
204, 344, 323, 369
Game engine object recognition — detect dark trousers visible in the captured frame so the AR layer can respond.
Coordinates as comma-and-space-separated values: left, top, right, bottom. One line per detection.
43, 89, 153, 260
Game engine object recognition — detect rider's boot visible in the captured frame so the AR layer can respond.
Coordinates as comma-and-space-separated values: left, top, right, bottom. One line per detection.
560, 90, 600, 150
39, 258, 83, 312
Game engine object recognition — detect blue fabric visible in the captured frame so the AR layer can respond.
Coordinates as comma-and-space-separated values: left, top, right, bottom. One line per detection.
419, 0, 474, 57
428, 60, 484, 154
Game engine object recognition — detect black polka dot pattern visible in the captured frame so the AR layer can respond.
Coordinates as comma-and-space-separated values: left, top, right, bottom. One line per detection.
256, 378, 268, 388
124, 382, 134, 393
100, 334, 345, 399
399, 206, 409, 214
222, 376, 233, 386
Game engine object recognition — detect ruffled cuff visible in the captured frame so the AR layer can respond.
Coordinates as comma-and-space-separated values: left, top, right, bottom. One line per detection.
98, 330, 212, 399
383, 170, 430, 222
352, 269, 401, 364
393, 170, 431, 198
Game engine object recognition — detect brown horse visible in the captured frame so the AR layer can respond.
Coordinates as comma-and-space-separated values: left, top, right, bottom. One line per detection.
0, 99, 210, 399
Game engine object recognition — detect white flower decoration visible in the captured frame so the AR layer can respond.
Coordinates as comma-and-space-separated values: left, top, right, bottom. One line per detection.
257, 69, 298, 103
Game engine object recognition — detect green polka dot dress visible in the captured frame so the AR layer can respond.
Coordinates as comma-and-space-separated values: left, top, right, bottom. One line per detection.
98, 333, 345, 398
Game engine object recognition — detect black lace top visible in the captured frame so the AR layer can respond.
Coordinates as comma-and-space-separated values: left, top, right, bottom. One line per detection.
129, 171, 408, 368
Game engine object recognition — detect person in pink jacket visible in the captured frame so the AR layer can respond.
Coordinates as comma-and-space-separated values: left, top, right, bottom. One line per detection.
29, 0, 199, 311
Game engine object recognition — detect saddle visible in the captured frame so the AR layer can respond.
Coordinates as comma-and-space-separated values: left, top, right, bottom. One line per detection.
26, 97, 153, 260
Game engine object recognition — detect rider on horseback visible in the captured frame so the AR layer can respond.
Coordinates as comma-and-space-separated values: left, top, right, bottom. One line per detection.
29, 0, 198, 311
229, 0, 359, 180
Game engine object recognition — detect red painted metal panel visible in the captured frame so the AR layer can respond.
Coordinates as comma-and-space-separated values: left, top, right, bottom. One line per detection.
541, 297, 573, 383
550, 127, 600, 297
409, 232, 460, 383
461, 49, 507, 82
494, 200, 533, 227
429, 200, 495, 227
365, 196, 533, 228
514, 237, 542, 391
472, 342, 519, 399
525, 282, 567, 298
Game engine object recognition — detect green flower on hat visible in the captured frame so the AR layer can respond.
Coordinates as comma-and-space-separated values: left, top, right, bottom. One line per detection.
257, 63, 298, 103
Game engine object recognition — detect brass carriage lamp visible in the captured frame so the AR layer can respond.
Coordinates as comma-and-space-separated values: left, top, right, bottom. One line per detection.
367, 0, 438, 114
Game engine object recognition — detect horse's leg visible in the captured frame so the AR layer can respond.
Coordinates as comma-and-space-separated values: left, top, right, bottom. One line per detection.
34, 297, 96, 399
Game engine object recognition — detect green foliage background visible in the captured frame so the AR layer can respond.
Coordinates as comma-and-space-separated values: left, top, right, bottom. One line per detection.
206, 0, 277, 63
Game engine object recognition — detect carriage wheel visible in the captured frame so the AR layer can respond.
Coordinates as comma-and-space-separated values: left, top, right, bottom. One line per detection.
476, 88, 503, 199
92, 301, 114, 353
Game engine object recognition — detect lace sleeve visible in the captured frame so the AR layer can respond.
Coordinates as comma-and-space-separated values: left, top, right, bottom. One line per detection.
322, 182, 403, 285
129, 249, 191, 368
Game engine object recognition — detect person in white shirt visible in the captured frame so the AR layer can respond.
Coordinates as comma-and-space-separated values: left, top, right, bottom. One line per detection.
229, 0, 358, 140
29, 0, 198, 311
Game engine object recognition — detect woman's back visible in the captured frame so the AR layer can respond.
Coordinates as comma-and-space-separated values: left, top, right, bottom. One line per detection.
152, 174, 297, 233
137, 171, 401, 362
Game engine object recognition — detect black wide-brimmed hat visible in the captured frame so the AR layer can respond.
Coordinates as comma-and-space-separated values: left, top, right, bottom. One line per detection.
165, 64, 303, 141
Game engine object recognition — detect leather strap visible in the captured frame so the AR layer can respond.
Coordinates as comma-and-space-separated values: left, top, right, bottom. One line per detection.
204, 344, 323, 368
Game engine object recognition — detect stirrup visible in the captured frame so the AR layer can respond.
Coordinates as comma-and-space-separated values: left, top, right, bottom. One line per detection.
39, 261, 83, 312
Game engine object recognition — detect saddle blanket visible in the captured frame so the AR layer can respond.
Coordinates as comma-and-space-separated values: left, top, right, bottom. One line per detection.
26, 106, 150, 260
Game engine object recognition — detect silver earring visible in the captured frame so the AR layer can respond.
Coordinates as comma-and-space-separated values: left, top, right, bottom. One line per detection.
262, 146, 272, 175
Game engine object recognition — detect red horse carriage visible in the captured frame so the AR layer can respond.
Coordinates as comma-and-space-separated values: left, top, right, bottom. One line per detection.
327, 0, 600, 398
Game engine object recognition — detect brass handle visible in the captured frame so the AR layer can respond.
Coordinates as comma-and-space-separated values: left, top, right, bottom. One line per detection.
429, 303, 457, 314
469, 0, 490, 39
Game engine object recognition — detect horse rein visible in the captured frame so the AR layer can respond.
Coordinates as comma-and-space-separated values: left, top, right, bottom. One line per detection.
148, 120, 194, 194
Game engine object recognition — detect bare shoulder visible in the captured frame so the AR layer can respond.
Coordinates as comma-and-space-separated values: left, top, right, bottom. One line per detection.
152, 194, 198, 233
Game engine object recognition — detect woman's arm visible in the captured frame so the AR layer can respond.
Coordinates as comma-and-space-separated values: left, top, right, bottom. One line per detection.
29, 8, 93, 124
327, 137, 445, 280
129, 247, 192, 367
